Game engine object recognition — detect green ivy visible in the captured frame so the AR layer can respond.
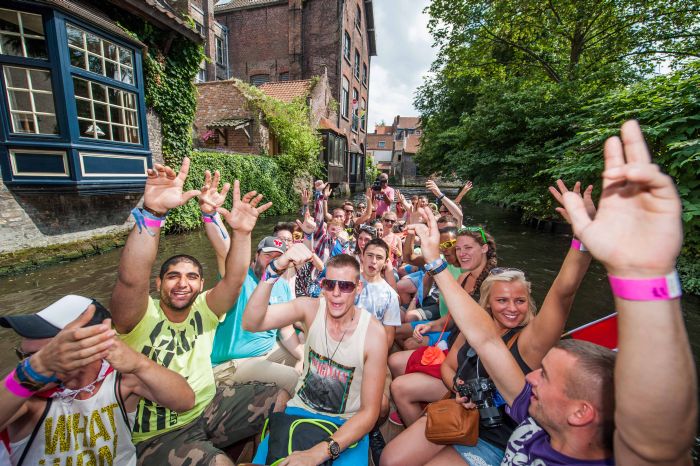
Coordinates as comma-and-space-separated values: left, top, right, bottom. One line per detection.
164, 151, 297, 233
234, 80, 323, 178
115, 15, 205, 166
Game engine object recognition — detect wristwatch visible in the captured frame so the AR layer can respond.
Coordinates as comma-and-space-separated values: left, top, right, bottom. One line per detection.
423, 257, 444, 272
324, 437, 340, 460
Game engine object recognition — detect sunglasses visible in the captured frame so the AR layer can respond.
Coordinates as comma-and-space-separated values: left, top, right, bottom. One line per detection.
321, 279, 358, 293
14, 346, 34, 361
382, 218, 396, 225
457, 226, 488, 244
439, 239, 457, 250
490, 267, 525, 276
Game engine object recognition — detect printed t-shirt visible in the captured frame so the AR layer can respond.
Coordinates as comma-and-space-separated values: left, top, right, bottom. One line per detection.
120, 292, 219, 443
502, 383, 615, 465
374, 187, 395, 217
211, 268, 292, 363
355, 277, 401, 326
438, 263, 465, 317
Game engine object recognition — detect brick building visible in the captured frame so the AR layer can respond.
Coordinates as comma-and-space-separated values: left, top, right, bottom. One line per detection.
213, 0, 376, 191
366, 116, 421, 185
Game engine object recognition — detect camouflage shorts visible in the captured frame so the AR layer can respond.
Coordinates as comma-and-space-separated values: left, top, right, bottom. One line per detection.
136, 381, 279, 466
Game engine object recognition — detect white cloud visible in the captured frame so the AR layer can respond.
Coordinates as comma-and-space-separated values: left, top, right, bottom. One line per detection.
367, 0, 436, 129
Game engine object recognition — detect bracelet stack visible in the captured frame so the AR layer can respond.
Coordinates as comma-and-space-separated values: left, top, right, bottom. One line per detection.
131, 207, 168, 237
5, 357, 59, 398
262, 261, 282, 284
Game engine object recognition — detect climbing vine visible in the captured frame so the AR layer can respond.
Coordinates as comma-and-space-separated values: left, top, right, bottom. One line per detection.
114, 14, 205, 166
235, 80, 323, 178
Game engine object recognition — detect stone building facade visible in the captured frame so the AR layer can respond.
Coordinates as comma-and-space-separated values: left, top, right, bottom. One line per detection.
214, 0, 376, 191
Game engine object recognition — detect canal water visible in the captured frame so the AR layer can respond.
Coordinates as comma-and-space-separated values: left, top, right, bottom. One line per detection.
1, 192, 698, 378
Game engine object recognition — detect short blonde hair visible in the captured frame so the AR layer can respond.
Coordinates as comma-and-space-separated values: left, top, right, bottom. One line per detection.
478, 270, 537, 325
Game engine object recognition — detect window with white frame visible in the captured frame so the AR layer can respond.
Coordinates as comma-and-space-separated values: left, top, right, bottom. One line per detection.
66, 24, 134, 85
362, 63, 367, 85
343, 31, 351, 61
360, 97, 366, 131
195, 66, 206, 83
215, 36, 224, 65
0, 8, 47, 59
378, 141, 385, 148
354, 49, 360, 78
341, 76, 349, 118
73, 76, 139, 143
351, 87, 359, 131
3, 65, 57, 134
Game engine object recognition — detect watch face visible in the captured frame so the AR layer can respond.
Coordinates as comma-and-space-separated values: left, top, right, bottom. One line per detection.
329, 440, 340, 457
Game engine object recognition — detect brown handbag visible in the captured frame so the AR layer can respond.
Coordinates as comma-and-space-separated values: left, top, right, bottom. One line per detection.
424, 331, 522, 446
424, 395, 479, 446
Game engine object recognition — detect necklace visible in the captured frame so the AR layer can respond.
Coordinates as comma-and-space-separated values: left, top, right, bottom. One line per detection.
324, 306, 355, 363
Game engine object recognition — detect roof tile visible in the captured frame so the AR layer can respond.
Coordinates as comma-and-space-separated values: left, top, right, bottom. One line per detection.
259, 79, 312, 103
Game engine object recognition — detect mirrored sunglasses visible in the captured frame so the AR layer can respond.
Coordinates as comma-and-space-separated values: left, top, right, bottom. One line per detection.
321, 279, 358, 293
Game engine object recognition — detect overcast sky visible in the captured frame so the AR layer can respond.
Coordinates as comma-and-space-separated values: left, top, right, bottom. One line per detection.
368, 0, 436, 130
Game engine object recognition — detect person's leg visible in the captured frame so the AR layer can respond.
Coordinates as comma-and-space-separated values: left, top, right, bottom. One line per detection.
265, 340, 300, 368
229, 356, 300, 395
424, 445, 466, 466
379, 416, 444, 466
202, 381, 282, 449
451, 438, 506, 466
212, 359, 239, 386
401, 336, 428, 350
391, 373, 448, 426
136, 420, 232, 466
397, 277, 417, 306
388, 350, 412, 378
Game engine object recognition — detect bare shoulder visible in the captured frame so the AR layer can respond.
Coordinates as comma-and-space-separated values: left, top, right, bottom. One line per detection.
364, 317, 389, 356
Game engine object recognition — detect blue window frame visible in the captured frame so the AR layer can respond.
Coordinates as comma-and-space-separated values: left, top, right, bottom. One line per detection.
0, 3, 150, 191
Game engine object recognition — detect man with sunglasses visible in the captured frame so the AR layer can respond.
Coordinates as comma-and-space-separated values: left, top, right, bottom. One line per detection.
406, 121, 696, 465
373, 173, 395, 218
0, 295, 195, 466
244, 245, 388, 466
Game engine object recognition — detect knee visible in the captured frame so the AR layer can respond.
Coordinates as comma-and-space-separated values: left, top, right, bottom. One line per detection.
390, 376, 408, 400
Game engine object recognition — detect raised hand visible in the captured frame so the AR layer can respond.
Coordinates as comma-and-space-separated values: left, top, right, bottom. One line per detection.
323, 183, 332, 198
365, 187, 374, 207
296, 209, 316, 235
560, 120, 682, 277
548, 179, 595, 225
144, 157, 201, 213
461, 181, 473, 194
198, 170, 230, 215
275, 243, 314, 270
217, 180, 272, 234
425, 179, 442, 197
407, 207, 441, 262
30, 306, 115, 380
300, 187, 310, 206
104, 337, 146, 374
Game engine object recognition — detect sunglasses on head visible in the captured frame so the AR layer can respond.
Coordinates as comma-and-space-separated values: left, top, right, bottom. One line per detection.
359, 225, 377, 236
439, 238, 457, 250
489, 267, 525, 276
321, 279, 358, 293
14, 346, 34, 361
457, 226, 488, 244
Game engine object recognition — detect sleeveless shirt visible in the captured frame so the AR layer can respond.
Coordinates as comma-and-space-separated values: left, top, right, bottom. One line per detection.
287, 298, 370, 419
10, 371, 136, 466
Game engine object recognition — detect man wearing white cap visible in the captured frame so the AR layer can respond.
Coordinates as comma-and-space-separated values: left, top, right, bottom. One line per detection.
208, 236, 301, 394
0, 295, 194, 466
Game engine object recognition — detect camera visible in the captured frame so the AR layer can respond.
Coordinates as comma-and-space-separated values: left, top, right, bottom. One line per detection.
456, 377, 503, 428
371, 178, 383, 191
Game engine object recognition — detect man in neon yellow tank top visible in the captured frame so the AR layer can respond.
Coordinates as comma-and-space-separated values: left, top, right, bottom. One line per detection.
244, 245, 388, 466
109, 160, 285, 465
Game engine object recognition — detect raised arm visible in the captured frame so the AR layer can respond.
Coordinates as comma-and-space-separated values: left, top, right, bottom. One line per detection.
242, 243, 317, 332
561, 120, 695, 465
454, 180, 473, 204
409, 208, 525, 404
354, 187, 374, 226
199, 170, 231, 276
426, 180, 463, 225
517, 180, 594, 369
109, 337, 195, 413
206, 180, 272, 317
322, 183, 332, 223
110, 158, 201, 333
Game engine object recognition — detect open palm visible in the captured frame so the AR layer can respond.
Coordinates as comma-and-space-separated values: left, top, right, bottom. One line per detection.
198, 170, 230, 214
144, 158, 200, 212
561, 121, 682, 276
217, 180, 272, 234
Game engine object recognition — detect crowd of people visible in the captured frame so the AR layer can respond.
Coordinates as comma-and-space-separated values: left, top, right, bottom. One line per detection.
0, 120, 696, 466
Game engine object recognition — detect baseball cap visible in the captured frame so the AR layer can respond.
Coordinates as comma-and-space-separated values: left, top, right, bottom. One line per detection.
0, 295, 111, 339
257, 236, 287, 254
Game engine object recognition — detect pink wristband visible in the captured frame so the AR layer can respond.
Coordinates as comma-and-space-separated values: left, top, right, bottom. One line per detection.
4, 370, 35, 398
571, 238, 588, 252
202, 215, 215, 224
143, 217, 165, 229
608, 271, 682, 301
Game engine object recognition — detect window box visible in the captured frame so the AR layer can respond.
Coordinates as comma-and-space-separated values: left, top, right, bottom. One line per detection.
0, 5, 150, 192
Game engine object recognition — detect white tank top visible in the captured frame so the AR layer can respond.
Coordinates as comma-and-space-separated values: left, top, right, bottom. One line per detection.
9, 370, 136, 466
288, 298, 370, 419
